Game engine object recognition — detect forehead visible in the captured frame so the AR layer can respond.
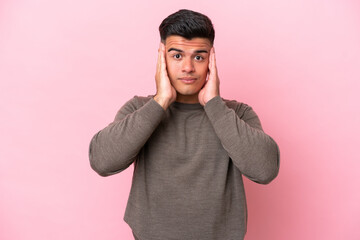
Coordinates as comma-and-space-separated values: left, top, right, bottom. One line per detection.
165, 36, 211, 51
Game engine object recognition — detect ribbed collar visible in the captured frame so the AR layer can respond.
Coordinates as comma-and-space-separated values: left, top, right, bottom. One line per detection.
171, 101, 203, 110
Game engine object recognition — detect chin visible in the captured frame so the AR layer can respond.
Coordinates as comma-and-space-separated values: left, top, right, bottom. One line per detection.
176, 88, 200, 96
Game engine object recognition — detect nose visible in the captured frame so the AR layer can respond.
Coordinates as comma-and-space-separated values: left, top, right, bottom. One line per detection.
182, 58, 195, 73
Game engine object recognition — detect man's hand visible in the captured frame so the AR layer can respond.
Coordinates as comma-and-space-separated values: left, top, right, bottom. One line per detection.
154, 43, 177, 110
198, 47, 220, 106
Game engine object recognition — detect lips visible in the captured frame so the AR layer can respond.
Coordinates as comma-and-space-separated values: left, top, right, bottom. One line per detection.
179, 77, 197, 83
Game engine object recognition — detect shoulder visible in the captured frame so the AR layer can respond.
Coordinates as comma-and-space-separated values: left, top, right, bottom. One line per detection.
123, 95, 153, 109
113, 95, 153, 121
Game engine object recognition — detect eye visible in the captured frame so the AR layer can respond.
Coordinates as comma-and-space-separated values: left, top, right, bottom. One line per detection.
174, 54, 182, 59
195, 55, 203, 61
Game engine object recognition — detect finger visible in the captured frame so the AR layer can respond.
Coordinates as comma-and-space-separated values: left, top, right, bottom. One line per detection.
208, 47, 216, 76
211, 47, 217, 71
160, 43, 167, 76
211, 48, 220, 87
156, 43, 162, 76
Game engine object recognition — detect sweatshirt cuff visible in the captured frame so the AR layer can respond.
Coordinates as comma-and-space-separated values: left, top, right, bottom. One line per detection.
149, 97, 166, 112
204, 96, 229, 122
142, 97, 167, 121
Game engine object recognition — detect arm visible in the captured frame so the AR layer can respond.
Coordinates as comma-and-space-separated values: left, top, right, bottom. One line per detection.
89, 43, 175, 176
89, 97, 165, 176
204, 97, 280, 184
199, 47, 279, 184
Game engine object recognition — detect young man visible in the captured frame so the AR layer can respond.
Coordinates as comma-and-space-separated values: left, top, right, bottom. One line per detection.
89, 9, 280, 240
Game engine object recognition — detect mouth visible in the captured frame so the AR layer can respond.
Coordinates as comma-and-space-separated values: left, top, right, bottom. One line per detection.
179, 77, 197, 84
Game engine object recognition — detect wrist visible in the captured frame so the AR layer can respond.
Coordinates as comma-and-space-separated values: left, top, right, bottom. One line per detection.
204, 93, 219, 105
154, 94, 172, 110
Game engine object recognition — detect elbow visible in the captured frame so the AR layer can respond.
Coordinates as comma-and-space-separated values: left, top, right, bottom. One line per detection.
256, 142, 280, 184
89, 140, 111, 177
88, 134, 123, 177
247, 136, 280, 184
239, 151, 280, 184
89, 156, 129, 177
89, 149, 133, 177
255, 165, 279, 184
88, 133, 110, 177
251, 160, 279, 184
89, 144, 118, 177
90, 156, 113, 177
88, 132, 135, 177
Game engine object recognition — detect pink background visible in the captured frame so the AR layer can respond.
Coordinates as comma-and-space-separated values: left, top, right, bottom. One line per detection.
1, 0, 359, 239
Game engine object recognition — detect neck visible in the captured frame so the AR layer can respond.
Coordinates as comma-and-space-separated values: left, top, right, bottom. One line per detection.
175, 93, 199, 104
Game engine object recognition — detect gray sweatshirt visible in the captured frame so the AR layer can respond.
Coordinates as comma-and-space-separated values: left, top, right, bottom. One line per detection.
89, 95, 280, 240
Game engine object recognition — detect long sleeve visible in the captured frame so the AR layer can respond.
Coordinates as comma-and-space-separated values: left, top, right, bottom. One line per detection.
204, 96, 280, 184
89, 96, 165, 176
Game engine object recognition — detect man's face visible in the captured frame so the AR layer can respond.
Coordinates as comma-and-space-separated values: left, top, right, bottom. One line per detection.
165, 35, 212, 103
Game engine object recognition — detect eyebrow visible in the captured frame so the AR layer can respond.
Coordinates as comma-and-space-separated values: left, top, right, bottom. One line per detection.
168, 48, 208, 53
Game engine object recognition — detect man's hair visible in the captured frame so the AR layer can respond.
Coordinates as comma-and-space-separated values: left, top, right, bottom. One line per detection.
159, 9, 215, 45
